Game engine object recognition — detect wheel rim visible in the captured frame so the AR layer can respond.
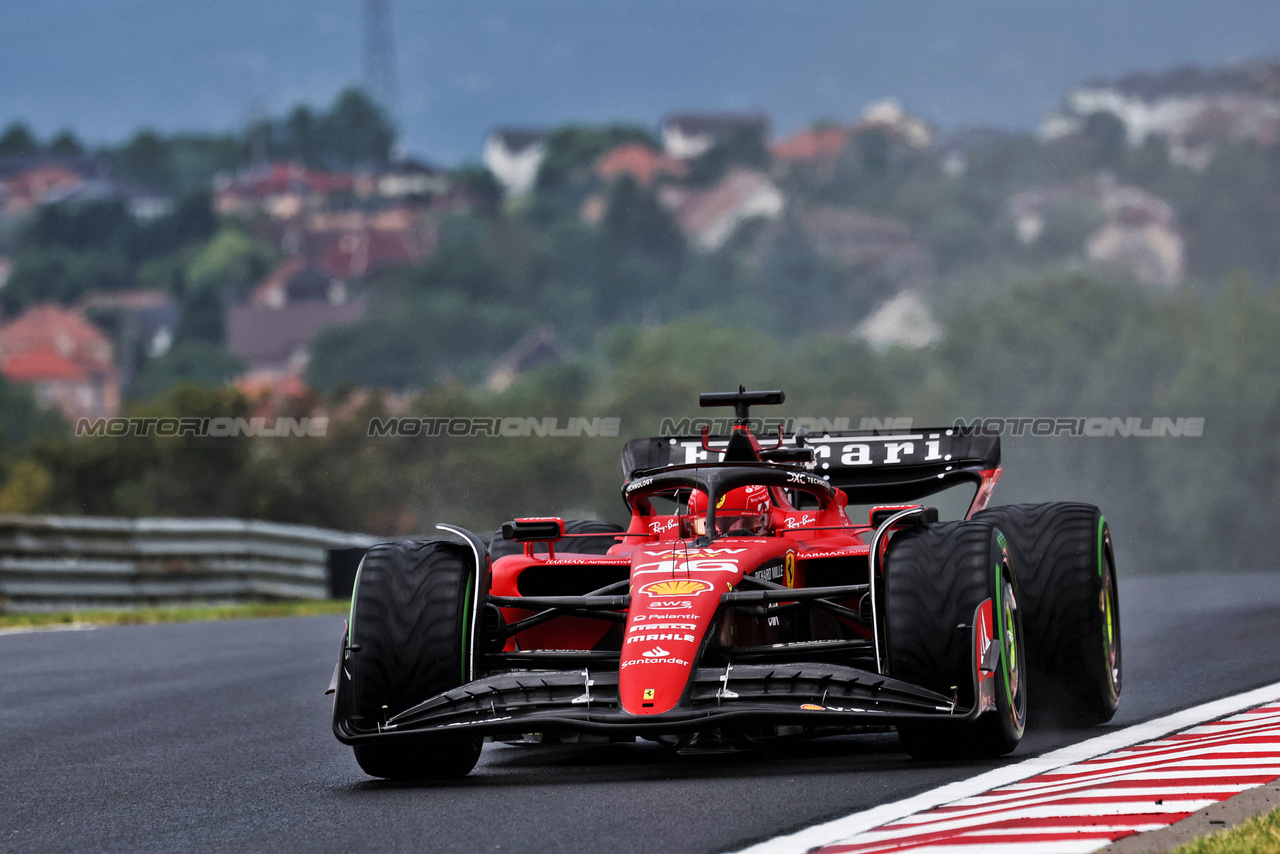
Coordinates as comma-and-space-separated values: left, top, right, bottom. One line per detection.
1101, 553, 1121, 698
1001, 575, 1024, 717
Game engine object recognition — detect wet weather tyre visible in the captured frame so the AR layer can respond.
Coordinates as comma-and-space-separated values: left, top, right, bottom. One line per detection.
885, 521, 1027, 759
345, 539, 483, 779
488, 519, 625, 560
972, 503, 1120, 727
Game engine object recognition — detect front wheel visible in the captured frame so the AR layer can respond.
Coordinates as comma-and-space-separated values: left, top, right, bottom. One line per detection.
885, 521, 1027, 759
344, 539, 483, 779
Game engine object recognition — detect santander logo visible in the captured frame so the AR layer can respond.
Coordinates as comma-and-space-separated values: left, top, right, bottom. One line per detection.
642, 646, 671, 658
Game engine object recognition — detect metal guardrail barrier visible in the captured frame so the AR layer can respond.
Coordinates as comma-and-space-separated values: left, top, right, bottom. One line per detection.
0, 515, 377, 612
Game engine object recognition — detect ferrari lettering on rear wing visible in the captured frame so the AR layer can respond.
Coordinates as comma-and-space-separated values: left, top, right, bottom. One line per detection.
622, 429, 1000, 503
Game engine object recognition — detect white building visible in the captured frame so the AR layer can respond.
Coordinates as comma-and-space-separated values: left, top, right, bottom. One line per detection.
661, 114, 770, 160
482, 129, 547, 197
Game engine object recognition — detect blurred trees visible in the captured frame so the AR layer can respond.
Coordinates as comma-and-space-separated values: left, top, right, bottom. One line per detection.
527, 124, 656, 225
249, 89, 395, 172
2, 194, 220, 313
686, 124, 771, 186
6, 98, 1280, 577
2, 270, 1279, 572
0, 122, 39, 155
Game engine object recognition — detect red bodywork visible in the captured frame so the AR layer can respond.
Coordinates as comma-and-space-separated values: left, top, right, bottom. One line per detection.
332, 398, 1009, 747
490, 421, 1002, 719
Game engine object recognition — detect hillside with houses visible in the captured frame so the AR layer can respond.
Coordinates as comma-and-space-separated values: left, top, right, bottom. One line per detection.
3, 62, 1280, 569
3, 68, 1279, 415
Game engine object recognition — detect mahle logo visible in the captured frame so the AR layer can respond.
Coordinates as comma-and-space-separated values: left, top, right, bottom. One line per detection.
640, 579, 713, 597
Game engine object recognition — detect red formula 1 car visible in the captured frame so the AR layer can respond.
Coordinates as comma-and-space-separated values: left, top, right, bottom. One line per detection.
330, 388, 1121, 779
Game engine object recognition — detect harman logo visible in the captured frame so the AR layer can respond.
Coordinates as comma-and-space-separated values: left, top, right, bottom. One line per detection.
640, 579, 713, 597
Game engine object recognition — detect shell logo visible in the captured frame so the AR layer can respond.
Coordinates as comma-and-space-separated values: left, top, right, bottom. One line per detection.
640, 579, 714, 597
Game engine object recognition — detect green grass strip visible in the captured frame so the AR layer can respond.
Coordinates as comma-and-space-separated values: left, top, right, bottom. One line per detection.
1170, 806, 1280, 854
0, 599, 349, 629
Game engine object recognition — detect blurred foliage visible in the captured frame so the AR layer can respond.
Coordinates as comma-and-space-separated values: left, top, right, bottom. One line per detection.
686, 124, 771, 186
0, 122, 40, 155
527, 124, 657, 226
184, 226, 275, 301
98, 89, 395, 195
247, 89, 395, 173
8, 102, 1280, 577
2, 271, 1279, 572
0, 457, 54, 513
0, 377, 66, 456
131, 341, 246, 400
2, 193, 219, 313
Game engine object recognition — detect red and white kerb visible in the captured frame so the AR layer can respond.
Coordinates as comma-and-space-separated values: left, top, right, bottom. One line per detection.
814, 703, 1280, 854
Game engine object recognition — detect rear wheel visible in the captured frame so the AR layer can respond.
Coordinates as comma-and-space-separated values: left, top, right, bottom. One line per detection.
346, 539, 483, 779
885, 521, 1027, 759
973, 503, 1120, 727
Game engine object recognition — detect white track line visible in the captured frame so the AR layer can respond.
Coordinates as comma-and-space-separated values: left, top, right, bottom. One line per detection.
727, 679, 1280, 854
0, 623, 98, 636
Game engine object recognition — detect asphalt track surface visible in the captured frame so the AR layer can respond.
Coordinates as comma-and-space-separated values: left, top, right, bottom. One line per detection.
3, 571, 1279, 854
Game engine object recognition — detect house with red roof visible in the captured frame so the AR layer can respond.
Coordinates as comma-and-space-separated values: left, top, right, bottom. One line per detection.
213, 162, 355, 219
1, 164, 85, 218
306, 207, 434, 280
0, 304, 120, 420
772, 127, 849, 163
771, 126, 850, 183
595, 143, 687, 188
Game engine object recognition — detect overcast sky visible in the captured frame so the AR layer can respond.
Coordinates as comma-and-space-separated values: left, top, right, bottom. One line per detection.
3, 0, 1280, 164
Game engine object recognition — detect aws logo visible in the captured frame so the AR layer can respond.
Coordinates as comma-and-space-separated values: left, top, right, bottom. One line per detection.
640, 579, 714, 597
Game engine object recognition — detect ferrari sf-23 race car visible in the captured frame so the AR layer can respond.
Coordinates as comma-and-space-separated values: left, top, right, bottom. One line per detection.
329, 388, 1121, 779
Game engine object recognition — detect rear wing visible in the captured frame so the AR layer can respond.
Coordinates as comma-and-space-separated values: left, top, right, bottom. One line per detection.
622, 429, 1000, 504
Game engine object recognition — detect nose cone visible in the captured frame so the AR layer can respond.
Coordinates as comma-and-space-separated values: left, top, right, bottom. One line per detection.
618, 542, 787, 714
619, 577, 724, 714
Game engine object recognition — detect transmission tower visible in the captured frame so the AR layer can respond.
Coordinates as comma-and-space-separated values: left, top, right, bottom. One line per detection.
362, 0, 399, 128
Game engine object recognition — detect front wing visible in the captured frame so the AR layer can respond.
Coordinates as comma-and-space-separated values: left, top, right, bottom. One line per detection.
332, 620, 997, 744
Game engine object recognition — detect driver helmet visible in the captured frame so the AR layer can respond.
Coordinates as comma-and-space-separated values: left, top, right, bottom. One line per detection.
682, 484, 772, 537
